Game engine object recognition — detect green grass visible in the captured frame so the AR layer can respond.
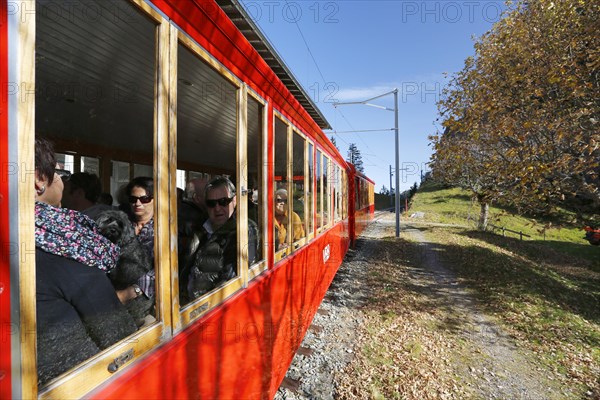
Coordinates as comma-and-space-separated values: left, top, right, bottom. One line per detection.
410, 181, 599, 265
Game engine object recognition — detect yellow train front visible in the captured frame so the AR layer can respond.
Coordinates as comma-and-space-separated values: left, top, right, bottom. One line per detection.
0, 0, 374, 398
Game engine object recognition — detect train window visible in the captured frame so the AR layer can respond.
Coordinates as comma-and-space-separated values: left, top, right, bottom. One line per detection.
56, 153, 75, 172
335, 166, 342, 222
323, 156, 330, 226
176, 38, 243, 316
354, 176, 361, 211
342, 168, 348, 219
331, 164, 336, 222
247, 94, 267, 276
292, 131, 307, 246
307, 141, 314, 238
335, 166, 340, 221
274, 116, 290, 258
34, 0, 167, 396
111, 161, 131, 203
316, 150, 323, 231
81, 156, 100, 176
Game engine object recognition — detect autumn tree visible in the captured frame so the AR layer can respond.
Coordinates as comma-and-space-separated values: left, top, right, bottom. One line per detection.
433, 0, 599, 224
431, 55, 503, 229
432, 127, 502, 229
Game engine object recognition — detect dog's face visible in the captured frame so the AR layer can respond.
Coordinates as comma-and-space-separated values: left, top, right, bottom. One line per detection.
95, 210, 135, 246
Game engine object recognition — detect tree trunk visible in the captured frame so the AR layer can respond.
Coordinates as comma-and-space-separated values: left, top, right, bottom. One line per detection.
478, 198, 489, 231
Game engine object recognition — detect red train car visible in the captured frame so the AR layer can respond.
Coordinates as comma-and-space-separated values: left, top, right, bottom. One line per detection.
0, 0, 375, 399
349, 166, 376, 246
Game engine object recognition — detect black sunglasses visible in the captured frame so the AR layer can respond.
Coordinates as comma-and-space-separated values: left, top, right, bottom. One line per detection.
206, 196, 234, 208
276, 198, 288, 204
129, 195, 153, 204
55, 169, 71, 180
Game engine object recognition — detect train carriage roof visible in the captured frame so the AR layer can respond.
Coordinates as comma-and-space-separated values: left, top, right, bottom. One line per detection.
216, 0, 332, 130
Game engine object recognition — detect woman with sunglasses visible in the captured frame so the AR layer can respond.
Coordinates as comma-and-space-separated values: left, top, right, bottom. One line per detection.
274, 188, 305, 250
34, 138, 136, 384
116, 177, 156, 310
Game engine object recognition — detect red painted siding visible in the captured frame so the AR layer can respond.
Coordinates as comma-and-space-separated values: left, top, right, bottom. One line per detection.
91, 224, 349, 399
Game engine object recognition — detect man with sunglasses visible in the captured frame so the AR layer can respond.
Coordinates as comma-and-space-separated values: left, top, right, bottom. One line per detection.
182, 176, 258, 302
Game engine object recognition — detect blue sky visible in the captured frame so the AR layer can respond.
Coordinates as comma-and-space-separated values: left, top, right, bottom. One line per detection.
240, 0, 506, 192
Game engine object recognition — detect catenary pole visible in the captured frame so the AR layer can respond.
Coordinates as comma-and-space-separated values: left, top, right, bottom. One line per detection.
333, 88, 401, 237
394, 89, 400, 237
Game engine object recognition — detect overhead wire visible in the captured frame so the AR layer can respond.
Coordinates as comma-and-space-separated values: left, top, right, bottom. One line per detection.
280, 0, 387, 171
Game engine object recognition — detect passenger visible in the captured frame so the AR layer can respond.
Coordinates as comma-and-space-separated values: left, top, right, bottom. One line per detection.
34, 138, 136, 385
179, 178, 209, 241
182, 176, 258, 302
187, 176, 210, 212
248, 188, 259, 223
61, 171, 112, 219
178, 178, 209, 268
116, 177, 155, 308
274, 188, 305, 249
98, 192, 114, 206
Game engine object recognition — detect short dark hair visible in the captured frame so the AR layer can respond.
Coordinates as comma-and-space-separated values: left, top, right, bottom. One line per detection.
98, 192, 113, 206
126, 176, 154, 197
35, 137, 56, 185
69, 172, 102, 202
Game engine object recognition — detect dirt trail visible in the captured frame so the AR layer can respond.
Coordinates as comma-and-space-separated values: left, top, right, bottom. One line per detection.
401, 219, 568, 399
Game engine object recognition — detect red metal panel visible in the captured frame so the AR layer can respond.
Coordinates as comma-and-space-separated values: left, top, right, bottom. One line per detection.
0, 0, 12, 397
90, 224, 349, 399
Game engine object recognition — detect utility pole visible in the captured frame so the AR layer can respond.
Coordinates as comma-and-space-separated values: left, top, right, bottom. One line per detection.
394, 89, 400, 237
334, 89, 401, 237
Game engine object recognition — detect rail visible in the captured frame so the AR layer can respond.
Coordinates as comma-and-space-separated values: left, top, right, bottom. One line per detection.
487, 223, 531, 241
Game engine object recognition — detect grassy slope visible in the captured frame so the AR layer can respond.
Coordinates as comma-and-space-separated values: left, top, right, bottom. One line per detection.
408, 181, 600, 396
412, 181, 597, 260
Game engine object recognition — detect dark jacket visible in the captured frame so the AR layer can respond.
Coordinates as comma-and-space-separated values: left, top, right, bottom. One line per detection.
183, 215, 259, 301
36, 249, 137, 385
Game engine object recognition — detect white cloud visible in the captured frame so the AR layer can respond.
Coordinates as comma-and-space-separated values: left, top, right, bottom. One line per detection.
333, 74, 449, 103
335, 86, 396, 102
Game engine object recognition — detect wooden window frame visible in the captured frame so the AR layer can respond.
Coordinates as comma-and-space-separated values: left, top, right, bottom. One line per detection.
273, 112, 290, 262
291, 129, 307, 251
306, 140, 315, 241
247, 89, 268, 280
13, 1, 173, 398
316, 150, 324, 234
323, 155, 331, 229
174, 31, 247, 328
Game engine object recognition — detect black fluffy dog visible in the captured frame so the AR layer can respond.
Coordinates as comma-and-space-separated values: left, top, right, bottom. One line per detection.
95, 210, 154, 326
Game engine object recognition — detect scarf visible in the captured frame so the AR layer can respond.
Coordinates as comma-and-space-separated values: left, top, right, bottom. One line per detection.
35, 201, 119, 272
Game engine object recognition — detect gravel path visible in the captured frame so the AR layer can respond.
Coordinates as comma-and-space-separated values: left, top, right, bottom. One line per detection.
274, 218, 382, 400
275, 212, 568, 399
